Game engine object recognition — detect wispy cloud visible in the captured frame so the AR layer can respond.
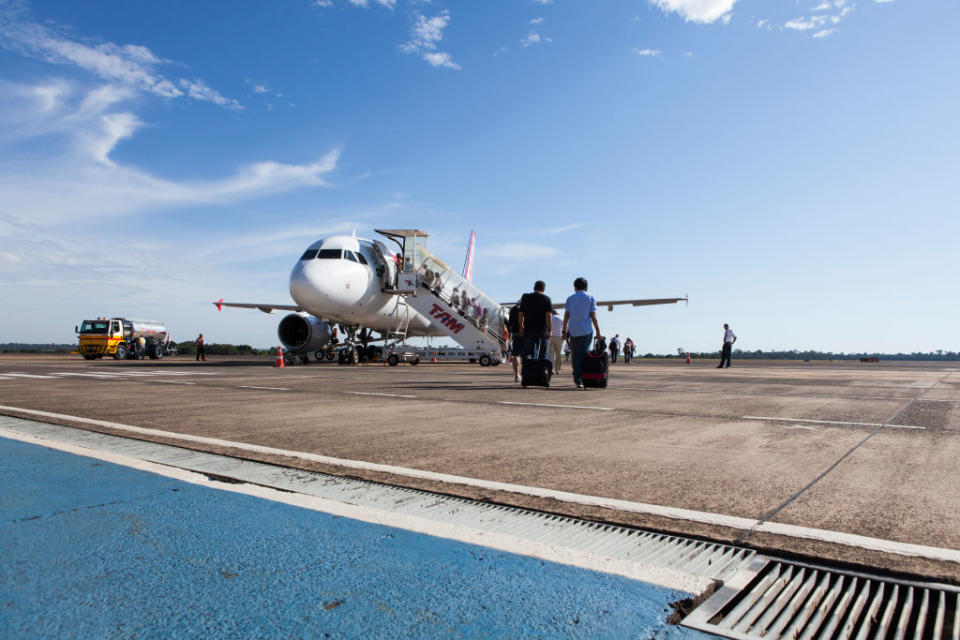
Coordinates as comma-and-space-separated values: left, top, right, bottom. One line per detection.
546, 223, 584, 234
649, 0, 739, 24
783, 0, 853, 38
400, 10, 461, 69
529, 17, 544, 25
0, 80, 339, 226
0, 13, 242, 110
632, 47, 662, 57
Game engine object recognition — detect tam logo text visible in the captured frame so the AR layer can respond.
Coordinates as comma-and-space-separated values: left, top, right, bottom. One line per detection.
428, 304, 465, 334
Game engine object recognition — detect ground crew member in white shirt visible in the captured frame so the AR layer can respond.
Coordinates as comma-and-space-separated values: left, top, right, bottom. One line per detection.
718, 323, 736, 368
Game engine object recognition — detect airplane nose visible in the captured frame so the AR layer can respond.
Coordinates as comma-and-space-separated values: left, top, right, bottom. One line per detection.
289, 259, 339, 309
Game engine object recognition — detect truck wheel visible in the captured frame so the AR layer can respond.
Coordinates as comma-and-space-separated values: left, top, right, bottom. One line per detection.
387, 354, 400, 367
479, 355, 491, 367
82, 354, 96, 360
114, 344, 127, 360
150, 344, 163, 360
314, 350, 325, 362
325, 351, 336, 361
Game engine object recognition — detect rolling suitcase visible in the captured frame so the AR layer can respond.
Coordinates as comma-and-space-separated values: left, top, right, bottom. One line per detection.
521, 336, 551, 388
582, 337, 609, 388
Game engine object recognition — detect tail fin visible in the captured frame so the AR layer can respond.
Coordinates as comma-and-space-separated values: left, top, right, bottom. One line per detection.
462, 230, 476, 282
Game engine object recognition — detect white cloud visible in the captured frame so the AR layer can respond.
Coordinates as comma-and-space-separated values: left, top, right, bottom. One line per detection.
178, 78, 243, 111
400, 10, 461, 70
649, 0, 739, 24
347, 0, 396, 8
783, 0, 854, 37
530, 17, 544, 25
522, 32, 545, 47
421, 51, 460, 69
546, 223, 584, 234
532, 0, 554, 4
633, 47, 662, 57
0, 14, 241, 110
0, 81, 339, 226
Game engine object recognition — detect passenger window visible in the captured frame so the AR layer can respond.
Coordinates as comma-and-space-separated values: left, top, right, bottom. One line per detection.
317, 249, 342, 259
300, 249, 319, 260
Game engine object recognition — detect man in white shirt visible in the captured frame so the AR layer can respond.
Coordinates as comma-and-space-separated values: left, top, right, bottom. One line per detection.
548, 310, 564, 374
718, 323, 736, 368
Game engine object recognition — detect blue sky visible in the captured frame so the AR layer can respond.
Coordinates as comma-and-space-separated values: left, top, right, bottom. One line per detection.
1, 0, 957, 353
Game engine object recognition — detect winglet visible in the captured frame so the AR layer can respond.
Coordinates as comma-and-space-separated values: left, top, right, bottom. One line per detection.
215, 298, 223, 312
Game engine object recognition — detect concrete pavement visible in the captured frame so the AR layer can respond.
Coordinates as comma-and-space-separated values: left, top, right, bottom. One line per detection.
1, 354, 958, 581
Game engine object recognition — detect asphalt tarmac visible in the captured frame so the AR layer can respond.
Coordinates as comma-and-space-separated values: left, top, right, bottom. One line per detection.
2, 354, 959, 582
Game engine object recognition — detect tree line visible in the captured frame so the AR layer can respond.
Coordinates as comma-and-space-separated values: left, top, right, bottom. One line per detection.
2, 343, 957, 361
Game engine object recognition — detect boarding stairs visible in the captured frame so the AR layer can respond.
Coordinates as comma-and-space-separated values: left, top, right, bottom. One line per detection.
376, 229, 506, 365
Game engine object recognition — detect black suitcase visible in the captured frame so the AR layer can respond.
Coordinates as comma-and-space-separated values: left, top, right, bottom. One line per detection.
582, 337, 609, 388
521, 336, 551, 388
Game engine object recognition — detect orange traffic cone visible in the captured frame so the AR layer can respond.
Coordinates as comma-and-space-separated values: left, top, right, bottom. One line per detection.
274, 346, 285, 368
686, 352, 691, 364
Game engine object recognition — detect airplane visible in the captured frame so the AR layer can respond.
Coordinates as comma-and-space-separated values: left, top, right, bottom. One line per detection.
215, 228, 686, 365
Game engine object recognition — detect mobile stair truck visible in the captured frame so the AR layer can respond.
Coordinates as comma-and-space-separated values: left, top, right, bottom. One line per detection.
377, 229, 506, 367
76, 317, 177, 360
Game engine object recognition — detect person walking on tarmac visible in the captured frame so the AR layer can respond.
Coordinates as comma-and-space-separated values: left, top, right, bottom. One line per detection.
507, 304, 523, 383
609, 334, 620, 364
562, 277, 601, 389
195, 333, 207, 361
518, 280, 553, 367
718, 323, 737, 368
548, 310, 564, 375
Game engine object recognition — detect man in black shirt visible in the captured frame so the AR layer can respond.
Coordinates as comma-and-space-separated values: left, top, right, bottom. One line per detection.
518, 280, 553, 362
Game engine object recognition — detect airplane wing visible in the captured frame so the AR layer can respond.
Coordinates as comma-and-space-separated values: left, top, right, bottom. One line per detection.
590, 297, 688, 312
500, 296, 688, 311
214, 299, 303, 314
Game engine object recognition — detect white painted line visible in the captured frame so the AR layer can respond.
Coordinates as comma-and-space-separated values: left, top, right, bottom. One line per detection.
3, 405, 960, 567
239, 385, 290, 391
785, 425, 819, 431
743, 416, 926, 430
618, 387, 918, 402
53, 372, 121, 379
501, 401, 614, 412
0, 426, 711, 594
155, 381, 196, 385
342, 391, 417, 399
3, 373, 59, 379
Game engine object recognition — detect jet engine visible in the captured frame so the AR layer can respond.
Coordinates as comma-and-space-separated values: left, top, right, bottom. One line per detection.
277, 312, 332, 353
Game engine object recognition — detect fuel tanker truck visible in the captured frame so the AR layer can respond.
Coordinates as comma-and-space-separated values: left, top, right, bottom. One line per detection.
76, 317, 177, 360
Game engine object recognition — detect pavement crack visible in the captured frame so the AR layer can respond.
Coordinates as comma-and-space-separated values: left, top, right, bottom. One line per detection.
738, 371, 953, 545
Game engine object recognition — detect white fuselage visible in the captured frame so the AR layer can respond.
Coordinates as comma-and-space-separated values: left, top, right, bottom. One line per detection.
288, 235, 443, 336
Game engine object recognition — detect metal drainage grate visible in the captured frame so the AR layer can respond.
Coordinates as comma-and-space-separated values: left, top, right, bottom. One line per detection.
683, 556, 960, 640
0, 415, 754, 583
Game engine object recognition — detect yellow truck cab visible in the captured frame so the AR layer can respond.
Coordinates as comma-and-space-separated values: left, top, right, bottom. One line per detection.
76, 317, 176, 360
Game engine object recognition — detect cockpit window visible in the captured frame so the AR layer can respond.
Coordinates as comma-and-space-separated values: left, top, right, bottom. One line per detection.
317, 249, 342, 259
355, 252, 368, 265
344, 251, 359, 263
300, 249, 319, 261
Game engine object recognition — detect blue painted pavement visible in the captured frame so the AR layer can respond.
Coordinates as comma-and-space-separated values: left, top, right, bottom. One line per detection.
0, 436, 714, 638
